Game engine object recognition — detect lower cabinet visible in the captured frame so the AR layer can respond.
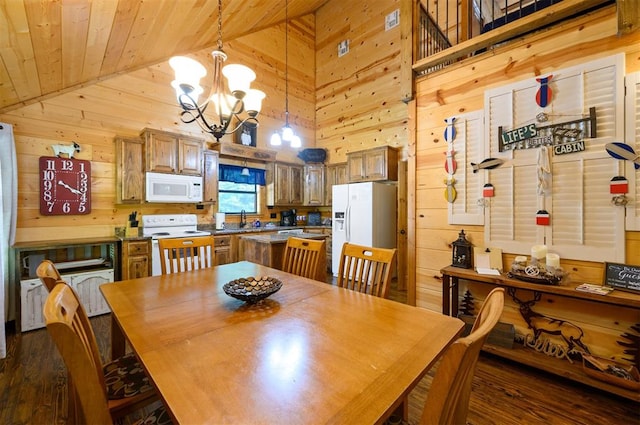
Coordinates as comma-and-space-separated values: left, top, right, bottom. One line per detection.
20, 269, 114, 332
121, 239, 151, 279
214, 236, 232, 265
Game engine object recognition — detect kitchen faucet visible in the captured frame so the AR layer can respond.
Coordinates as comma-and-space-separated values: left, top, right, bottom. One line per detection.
239, 209, 247, 228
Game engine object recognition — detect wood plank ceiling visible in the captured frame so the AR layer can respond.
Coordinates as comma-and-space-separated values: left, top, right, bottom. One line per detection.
0, 0, 329, 113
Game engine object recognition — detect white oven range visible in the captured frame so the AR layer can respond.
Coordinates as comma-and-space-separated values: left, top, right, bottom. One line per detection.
141, 214, 211, 276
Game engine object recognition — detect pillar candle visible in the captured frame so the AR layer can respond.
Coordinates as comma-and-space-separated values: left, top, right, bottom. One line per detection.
546, 253, 560, 268
531, 245, 547, 261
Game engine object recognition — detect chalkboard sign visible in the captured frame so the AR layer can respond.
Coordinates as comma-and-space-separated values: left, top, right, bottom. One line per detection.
604, 262, 640, 293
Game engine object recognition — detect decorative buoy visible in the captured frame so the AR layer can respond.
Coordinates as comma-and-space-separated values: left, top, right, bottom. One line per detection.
536, 209, 550, 226
535, 75, 553, 107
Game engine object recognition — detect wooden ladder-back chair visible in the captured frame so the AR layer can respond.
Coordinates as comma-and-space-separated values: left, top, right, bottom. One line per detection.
36, 259, 63, 291
44, 284, 171, 425
336, 243, 397, 298
282, 237, 327, 281
419, 287, 505, 425
38, 261, 160, 423
158, 235, 215, 275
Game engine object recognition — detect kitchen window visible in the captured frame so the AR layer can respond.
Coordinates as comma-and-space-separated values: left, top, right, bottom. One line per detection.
218, 181, 258, 213
218, 164, 266, 214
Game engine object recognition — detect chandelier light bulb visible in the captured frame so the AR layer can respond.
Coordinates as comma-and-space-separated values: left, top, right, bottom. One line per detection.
223, 64, 256, 98
290, 135, 302, 148
270, 133, 282, 146
282, 125, 294, 142
244, 89, 266, 116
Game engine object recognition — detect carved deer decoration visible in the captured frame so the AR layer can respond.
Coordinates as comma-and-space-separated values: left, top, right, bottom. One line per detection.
509, 288, 590, 355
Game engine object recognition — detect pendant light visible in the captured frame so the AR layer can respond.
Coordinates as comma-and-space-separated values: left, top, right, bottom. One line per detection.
169, 0, 265, 141
270, 0, 301, 148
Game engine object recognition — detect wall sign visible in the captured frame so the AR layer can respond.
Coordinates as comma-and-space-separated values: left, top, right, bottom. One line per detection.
604, 262, 640, 293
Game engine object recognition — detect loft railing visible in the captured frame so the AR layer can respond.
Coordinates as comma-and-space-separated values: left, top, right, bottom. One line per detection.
414, 0, 615, 76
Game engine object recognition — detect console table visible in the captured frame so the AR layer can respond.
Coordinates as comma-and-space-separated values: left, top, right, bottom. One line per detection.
440, 265, 640, 401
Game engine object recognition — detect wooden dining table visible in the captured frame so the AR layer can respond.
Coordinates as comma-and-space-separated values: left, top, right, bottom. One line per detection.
100, 261, 464, 424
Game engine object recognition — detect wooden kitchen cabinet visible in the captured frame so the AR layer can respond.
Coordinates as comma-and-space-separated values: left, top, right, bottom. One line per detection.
347, 146, 398, 182
267, 162, 303, 206
121, 239, 151, 280
142, 128, 204, 175
214, 235, 231, 265
202, 150, 219, 203
115, 137, 145, 204
325, 162, 347, 205
304, 165, 325, 206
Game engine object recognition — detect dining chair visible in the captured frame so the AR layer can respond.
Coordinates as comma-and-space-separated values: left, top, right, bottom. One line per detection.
36, 259, 64, 291
419, 287, 505, 425
38, 262, 159, 423
158, 235, 215, 274
282, 237, 327, 281
336, 242, 397, 298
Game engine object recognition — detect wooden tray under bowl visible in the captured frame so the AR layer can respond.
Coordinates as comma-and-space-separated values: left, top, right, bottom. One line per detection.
582, 355, 640, 391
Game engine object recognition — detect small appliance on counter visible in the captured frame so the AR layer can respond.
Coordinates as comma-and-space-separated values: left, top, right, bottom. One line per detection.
215, 212, 226, 230
280, 209, 297, 226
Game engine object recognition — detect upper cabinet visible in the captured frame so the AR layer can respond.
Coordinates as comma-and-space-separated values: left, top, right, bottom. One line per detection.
141, 128, 203, 175
267, 162, 304, 206
115, 137, 145, 203
347, 146, 399, 182
304, 165, 325, 206
202, 150, 219, 204
325, 162, 347, 205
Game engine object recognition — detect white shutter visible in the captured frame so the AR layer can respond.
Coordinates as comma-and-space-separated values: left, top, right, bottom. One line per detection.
448, 110, 485, 225
625, 72, 640, 230
484, 54, 625, 262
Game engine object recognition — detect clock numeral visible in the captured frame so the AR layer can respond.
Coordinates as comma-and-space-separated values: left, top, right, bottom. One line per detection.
78, 203, 87, 213
62, 202, 71, 214
45, 159, 56, 170
61, 160, 73, 171
46, 201, 54, 213
43, 170, 55, 180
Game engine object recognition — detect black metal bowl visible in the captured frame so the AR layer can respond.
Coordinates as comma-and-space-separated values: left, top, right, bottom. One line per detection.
223, 276, 282, 303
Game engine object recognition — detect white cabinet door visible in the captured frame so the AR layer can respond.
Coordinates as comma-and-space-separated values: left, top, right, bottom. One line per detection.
20, 278, 47, 332
69, 269, 114, 316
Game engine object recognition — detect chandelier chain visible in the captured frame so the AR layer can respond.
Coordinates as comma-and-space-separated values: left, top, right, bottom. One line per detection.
217, 0, 223, 51
285, 0, 289, 125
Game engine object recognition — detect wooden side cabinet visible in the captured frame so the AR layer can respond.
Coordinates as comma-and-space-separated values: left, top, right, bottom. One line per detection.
121, 239, 151, 280
115, 137, 144, 204
142, 128, 203, 175
214, 236, 231, 265
304, 165, 325, 206
347, 146, 398, 182
202, 150, 219, 203
325, 162, 347, 205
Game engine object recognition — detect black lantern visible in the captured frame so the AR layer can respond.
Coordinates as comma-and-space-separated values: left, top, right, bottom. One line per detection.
452, 229, 473, 269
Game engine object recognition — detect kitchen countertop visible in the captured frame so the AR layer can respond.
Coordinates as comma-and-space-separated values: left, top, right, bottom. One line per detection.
199, 225, 331, 236
238, 232, 328, 244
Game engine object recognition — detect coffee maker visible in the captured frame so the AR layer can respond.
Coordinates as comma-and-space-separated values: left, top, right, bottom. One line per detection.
280, 209, 297, 226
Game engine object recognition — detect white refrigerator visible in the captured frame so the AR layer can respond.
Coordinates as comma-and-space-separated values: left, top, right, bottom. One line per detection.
331, 182, 397, 275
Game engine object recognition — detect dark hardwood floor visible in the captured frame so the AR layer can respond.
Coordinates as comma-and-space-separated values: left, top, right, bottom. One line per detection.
0, 277, 637, 424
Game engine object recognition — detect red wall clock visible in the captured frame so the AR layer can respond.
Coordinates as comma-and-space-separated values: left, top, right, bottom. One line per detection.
39, 156, 91, 215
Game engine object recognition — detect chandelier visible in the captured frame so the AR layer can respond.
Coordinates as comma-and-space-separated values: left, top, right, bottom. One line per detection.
270, 0, 301, 148
169, 0, 265, 142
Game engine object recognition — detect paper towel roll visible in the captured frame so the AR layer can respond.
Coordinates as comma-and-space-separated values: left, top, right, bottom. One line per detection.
215, 212, 225, 230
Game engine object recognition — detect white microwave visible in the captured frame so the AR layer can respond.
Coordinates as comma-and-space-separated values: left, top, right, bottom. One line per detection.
145, 172, 203, 203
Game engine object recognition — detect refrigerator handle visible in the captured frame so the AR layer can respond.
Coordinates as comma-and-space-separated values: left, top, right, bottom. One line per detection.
345, 203, 351, 242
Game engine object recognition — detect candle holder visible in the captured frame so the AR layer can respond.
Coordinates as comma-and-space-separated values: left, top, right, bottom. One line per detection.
451, 229, 473, 269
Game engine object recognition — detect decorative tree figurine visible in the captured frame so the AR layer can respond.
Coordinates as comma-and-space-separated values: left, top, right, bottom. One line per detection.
459, 290, 475, 316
